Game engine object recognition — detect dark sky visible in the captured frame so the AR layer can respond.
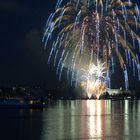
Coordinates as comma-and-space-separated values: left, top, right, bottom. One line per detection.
0, 0, 59, 88
0, 0, 140, 89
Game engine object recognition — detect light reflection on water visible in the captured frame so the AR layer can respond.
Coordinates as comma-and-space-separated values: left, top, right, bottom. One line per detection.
87, 100, 102, 138
0, 100, 140, 140
41, 100, 140, 140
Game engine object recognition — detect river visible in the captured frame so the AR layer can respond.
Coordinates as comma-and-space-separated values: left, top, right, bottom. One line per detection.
0, 100, 140, 140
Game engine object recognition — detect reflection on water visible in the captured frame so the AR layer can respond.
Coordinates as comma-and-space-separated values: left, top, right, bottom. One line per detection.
1, 100, 140, 140
87, 100, 102, 138
42, 100, 140, 140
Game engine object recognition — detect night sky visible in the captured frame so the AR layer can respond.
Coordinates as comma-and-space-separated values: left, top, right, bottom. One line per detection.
0, 0, 140, 89
0, 0, 59, 88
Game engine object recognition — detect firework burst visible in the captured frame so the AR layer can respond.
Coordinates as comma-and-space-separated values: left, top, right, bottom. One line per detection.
80, 61, 107, 98
43, 0, 140, 97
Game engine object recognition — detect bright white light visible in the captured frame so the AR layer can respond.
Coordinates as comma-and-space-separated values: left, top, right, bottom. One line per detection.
80, 61, 107, 98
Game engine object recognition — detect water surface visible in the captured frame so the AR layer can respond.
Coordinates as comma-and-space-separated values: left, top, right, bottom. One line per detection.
0, 100, 140, 140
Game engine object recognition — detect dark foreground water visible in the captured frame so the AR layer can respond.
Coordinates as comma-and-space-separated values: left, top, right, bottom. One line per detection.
0, 100, 140, 140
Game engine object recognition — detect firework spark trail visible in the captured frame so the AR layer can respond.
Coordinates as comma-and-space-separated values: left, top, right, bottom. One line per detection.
59, 33, 65, 48
56, 49, 65, 75
106, 60, 111, 88
137, 64, 140, 81
134, 15, 138, 30
124, 5, 128, 19
73, 10, 81, 31
115, 32, 118, 49
105, 0, 109, 11
132, 59, 135, 77
70, 44, 80, 86
135, 4, 140, 20
96, 15, 100, 62
48, 42, 55, 64
124, 65, 129, 90
111, 57, 114, 73
117, 18, 120, 32
54, 36, 60, 51
87, 0, 90, 8
59, 8, 65, 27
128, 50, 131, 67
54, 50, 58, 67
42, 13, 54, 43
95, 0, 98, 12
128, 0, 131, 5
101, 4, 104, 18
121, 3, 127, 23
139, 41, 140, 53
136, 55, 139, 64
123, 30, 126, 45
59, 51, 69, 80
55, 0, 63, 10
125, 49, 128, 64
43, 0, 140, 97
131, 31, 135, 49
76, 0, 80, 10
44, 22, 55, 47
